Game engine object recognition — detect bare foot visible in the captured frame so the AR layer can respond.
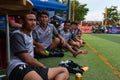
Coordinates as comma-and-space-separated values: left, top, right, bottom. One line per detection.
73, 50, 88, 57
80, 50, 88, 54
73, 54, 78, 57
73, 51, 81, 57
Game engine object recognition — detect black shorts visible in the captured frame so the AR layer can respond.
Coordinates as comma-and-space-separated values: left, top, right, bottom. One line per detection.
9, 64, 48, 80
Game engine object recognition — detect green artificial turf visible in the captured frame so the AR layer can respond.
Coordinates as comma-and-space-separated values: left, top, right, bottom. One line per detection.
38, 34, 120, 80
83, 34, 120, 72
1, 34, 120, 80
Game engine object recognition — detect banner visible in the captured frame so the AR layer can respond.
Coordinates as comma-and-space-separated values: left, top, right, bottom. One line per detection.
78, 26, 92, 33
107, 27, 120, 34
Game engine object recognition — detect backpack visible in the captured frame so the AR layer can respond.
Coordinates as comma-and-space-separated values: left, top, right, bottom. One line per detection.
59, 60, 84, 75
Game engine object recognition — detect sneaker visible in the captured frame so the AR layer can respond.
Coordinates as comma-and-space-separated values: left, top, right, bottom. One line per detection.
49, 51, 64, 57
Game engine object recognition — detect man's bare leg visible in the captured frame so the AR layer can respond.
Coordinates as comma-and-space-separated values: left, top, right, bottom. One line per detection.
48, 67, 69, 80
23, 71, 43, 80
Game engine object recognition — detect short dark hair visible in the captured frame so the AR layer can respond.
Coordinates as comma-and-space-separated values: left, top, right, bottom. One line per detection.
38, 10, 49, 17
53, 16, 57, 19
21, 12, 36, 20
71, 21, 78, 25
64, 20, 71, 24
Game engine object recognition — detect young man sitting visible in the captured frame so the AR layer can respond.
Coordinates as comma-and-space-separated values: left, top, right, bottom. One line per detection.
7, 12, 69, 80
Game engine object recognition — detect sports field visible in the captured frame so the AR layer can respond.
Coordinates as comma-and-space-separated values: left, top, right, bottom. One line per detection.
0, 34, 119, 80
39, 34, 120, 80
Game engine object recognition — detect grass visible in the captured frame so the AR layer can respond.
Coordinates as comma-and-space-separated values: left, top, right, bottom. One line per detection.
83, 34, 120, 72
38, 34, 120, 80
1, 34, 120, 80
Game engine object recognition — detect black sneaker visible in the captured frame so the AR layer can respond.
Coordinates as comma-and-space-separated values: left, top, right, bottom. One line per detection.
49, 51, 64, 57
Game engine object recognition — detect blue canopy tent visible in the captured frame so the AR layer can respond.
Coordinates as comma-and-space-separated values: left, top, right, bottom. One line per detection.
31, 0, 68, 11
55, 15, 65, 22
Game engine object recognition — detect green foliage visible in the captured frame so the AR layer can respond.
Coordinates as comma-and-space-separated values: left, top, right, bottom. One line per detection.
71, 0, 89, 21
107, 6, 120, 23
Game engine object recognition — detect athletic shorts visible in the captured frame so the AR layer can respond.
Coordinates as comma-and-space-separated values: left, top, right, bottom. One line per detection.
9, 64, 48, 80
46, 45, 51, 51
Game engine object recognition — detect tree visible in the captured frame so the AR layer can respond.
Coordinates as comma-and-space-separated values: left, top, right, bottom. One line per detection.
56, 0, 89, 21
71, 0, 89, 21
107, 6, 120, 24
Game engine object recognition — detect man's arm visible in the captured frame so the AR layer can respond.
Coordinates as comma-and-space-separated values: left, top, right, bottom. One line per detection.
9, 16, 22, 28
52, 25, 66, 44
9, 20, 22, 28
33, 40, 45, 50
57, 34, 66, 45
11, 33, 46, 68
17, 52, 46, 68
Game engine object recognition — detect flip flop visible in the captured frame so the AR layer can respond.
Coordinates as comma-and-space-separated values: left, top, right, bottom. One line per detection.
81, 66, 89, 72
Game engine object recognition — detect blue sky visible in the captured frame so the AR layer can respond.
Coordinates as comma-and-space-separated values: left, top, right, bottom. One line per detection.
78, 0, 120, 21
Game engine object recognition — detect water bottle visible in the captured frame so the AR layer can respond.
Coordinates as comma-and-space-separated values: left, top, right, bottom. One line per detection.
75, 73, 82, 80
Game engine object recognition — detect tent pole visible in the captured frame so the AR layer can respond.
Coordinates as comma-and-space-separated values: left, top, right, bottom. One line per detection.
67, 0, 71, 20
6, 14, 10, 65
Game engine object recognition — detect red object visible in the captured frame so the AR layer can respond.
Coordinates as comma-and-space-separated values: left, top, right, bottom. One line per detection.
78, 26, 92, 34
8, 16, 15, 21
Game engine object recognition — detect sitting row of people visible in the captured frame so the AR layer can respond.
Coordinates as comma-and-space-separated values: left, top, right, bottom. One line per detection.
7, 10, 88, 80
33, 11, 88, 57
7, 12, 69, 80
59, 20, 87, 55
